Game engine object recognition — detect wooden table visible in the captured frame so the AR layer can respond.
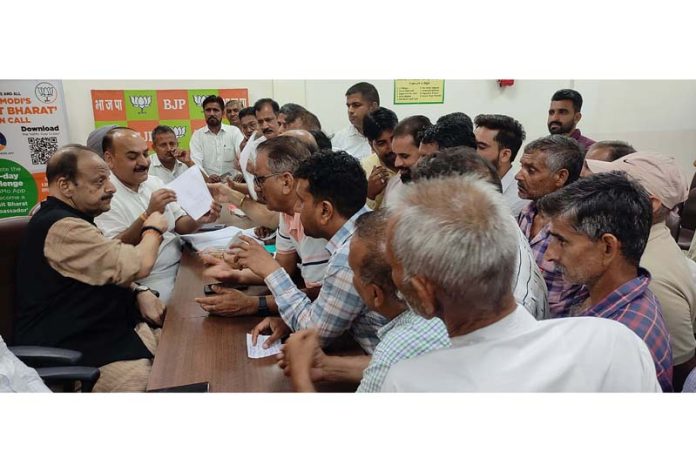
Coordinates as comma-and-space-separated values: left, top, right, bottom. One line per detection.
147, 215, 362, 392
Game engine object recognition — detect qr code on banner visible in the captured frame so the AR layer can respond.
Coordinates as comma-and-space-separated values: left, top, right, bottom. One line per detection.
28, 136, 59, 165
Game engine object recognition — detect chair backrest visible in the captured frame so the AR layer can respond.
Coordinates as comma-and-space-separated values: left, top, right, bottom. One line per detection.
680, 188, 696, 231
0, 216, 31, 344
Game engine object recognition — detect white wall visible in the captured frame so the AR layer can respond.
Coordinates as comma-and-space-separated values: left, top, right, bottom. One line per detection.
63, 79, 696, 179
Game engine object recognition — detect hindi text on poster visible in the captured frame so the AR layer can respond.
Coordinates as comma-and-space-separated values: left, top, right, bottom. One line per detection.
394, 80, 445, 105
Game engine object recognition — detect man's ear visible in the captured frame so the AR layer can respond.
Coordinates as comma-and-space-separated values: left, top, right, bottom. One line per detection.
648, 195, 663, 215
409, 274, 438, 317
103, 150, 115, 170
599, 233, 621, 267
281, 173, 294, 196
499, 148, 512, 166
554, 168, 570, 189
368, 283, 386, 310
320, 200, 334, 226
56, 176, 75, 198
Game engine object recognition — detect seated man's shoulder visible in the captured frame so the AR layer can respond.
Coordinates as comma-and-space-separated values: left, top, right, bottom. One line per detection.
543, 315, 649, 351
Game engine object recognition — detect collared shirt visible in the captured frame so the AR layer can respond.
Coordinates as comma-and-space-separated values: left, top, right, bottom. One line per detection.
500, 167, 529, 218
361, 153, 398, 210
0, 336, 50, 392
148, 154, 188, 184
576, 270, 674, 392
264, 206, 387, 353
382, 172, 405, 208
94, 175, 187, 303
357, 310, 450, 393
641, 223, 696, 365
276, 212, 330, 288
569, 128, 596, 153
189, 124, 244, 178
239, 133, 266, 200
331, 124, 372, 161
518, 201, 589, 317
512, 222, 550, 320
381, 304, 662, 392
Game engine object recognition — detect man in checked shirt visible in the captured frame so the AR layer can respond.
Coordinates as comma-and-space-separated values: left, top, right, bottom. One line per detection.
234, 150, 388, 353
516, 135, 588, 317
538, 172, 673, 391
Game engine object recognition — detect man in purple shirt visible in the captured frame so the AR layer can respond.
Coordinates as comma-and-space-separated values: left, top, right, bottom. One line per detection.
516, 135, 588, 317
548, 89, 596, 153
538, 171, 673, 391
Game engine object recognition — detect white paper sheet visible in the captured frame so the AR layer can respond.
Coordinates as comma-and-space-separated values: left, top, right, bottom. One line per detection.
180, 226, 243, 251
246, 333, 282, 359
164, 165, 213, 220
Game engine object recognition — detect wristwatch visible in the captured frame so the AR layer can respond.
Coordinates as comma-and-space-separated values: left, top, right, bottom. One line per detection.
134, 283, 160, 298
257, 296, 271, 316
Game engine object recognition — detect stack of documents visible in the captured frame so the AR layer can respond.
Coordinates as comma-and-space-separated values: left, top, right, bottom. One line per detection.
180, 226, 243, 251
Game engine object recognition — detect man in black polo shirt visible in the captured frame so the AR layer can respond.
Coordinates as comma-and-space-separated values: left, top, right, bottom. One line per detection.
15, 144, 169, 392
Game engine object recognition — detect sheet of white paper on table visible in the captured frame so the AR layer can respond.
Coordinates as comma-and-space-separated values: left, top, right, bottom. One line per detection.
179, 226, 243, 251
163, 165, 213, 220
246, 333, 282, 359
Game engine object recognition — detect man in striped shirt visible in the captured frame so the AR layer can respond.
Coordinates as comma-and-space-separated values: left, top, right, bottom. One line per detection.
538, 172, 673, 391
281, 209, 450, 392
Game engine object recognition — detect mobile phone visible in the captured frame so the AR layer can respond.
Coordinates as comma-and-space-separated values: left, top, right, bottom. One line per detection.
199, 223, 226, 232
204, 283, 219, 295
204, 282, 248, 295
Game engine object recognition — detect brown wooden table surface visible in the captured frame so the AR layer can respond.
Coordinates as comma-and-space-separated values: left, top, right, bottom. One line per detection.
147, 215, 362, 392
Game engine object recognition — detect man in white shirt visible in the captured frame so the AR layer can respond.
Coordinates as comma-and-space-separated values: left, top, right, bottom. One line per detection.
189, 95, 244, 182
148, 125, 194, 184
331, 82, 380, 161
410, 147, 549, 320
381, 175, 661, 392
0, 336, 50, 392
474, 114, 530, 217
96, 128, 220, 303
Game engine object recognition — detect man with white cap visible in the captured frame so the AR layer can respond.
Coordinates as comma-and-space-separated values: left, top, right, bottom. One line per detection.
586, 152, 696, 391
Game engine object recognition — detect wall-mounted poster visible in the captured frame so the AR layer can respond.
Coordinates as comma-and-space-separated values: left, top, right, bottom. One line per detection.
91, 88, 250, 150
393, 80, 445, 105
0, 80, 70, 218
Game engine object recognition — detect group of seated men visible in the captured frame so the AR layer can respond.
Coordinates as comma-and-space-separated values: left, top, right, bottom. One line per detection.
4, 81, 696, 394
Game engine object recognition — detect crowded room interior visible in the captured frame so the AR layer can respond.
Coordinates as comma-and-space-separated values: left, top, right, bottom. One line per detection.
3, 79, 696, 394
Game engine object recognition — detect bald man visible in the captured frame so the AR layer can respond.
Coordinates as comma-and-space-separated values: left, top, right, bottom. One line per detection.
95, 127, 221, 303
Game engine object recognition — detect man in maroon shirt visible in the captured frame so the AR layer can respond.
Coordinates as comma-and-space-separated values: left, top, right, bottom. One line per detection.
547, 89, 596, 153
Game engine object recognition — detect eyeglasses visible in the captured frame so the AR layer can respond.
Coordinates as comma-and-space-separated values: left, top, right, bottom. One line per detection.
253, 172, 283, 187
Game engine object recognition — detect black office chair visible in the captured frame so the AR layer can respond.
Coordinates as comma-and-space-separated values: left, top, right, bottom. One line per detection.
0, 215, 100, 392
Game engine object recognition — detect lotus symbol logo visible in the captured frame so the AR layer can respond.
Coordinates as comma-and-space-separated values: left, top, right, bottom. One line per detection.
35, 82, 57, 103
192, 95, 207, 107
130, 95, 152, 114
172, 126, 187, 139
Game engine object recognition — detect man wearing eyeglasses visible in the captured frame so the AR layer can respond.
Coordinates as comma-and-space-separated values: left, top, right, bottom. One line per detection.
198, 135, 330, 317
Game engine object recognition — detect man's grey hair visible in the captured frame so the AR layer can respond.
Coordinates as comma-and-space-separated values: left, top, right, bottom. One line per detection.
523, 135, 584, 185
388, 175, 519, 312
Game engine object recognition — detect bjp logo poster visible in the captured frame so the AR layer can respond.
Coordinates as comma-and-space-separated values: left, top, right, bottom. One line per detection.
91, 88, 249, 151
